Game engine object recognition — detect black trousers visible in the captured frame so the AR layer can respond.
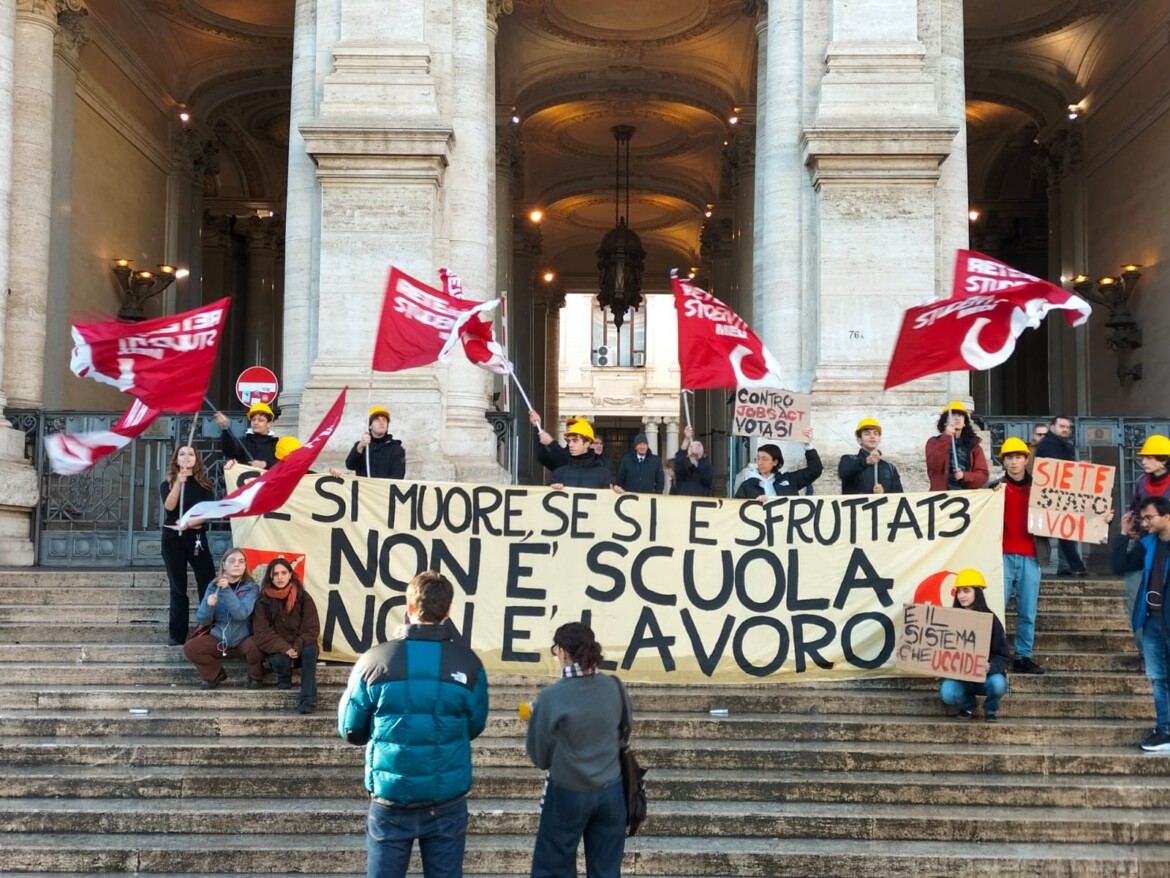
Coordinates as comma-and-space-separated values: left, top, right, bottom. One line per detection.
162, 528, 217, 643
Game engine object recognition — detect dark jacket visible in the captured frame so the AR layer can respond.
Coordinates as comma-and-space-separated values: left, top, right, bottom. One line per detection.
735, 449, 822, 499
1111, 534, 1146, 576
346, 434, 406, 479
338, 619, 489, 804
1130, 534, 1170, 634
838, 449, 903, 495
1129, 470, 1170, 517
252, 588, 321, 655
617, 450, 665, 494
550, 452, 614, 490
986, 613, 1011, 677
925, 434, 989, 491
1035, 430, 1075, 462
534, 428, 571, 473
221, 430, 279, 468
672, 448, 714, 497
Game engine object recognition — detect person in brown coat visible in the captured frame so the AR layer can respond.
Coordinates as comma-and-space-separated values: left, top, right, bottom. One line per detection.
252, 558, 321, 714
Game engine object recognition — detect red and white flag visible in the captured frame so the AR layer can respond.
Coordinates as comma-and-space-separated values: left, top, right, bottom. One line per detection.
178, 388, 347, 526
372, 267, 496, 372
672, 273, 784, 389
455, 303, 510, 375
45, 299, 231, 474
884, 250, 1092, 390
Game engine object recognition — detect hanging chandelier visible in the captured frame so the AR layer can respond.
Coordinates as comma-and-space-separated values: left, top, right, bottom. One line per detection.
596, 125, 645, 329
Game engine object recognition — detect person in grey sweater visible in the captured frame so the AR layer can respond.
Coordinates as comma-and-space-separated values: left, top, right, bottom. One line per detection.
526, 622, 633, 878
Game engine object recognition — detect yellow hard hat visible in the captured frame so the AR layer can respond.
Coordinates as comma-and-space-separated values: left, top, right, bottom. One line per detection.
275, 436, 301, 460
564, 419, 596, 442
999, 437, 1030, 457
953, 568, 987, 589
940, 401, 968, 415
1139, 435, 1170, 457
368, 405, 390, 423
855, 418, 882, 435
247, 402, 275, 420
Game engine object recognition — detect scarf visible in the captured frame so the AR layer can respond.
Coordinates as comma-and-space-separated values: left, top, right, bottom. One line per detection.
264, 581, 298, 614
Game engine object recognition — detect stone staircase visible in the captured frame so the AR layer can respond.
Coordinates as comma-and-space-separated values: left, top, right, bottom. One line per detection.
1, 570, 1169, 876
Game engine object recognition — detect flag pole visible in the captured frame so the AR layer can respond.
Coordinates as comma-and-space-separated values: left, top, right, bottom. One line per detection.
504, 361, 534, 414
945, 377, 959, 475
178, 410, 199, 532
682, 388, 692, 431
365, 371, 373, 478
206, 396, 251, 460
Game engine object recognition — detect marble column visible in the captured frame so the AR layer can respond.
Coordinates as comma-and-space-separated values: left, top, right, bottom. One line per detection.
663, 416, 680, 462
243, 216, 280, 370
729, 118, 756, 324
201, 214, 240, 406
279, 0, 321, 431
511, 217, 540, 483
42, 3, 87, 409
5, 0, 61, 409
535, 281, 564, 436
0, 0, 37, 565
642, 416, 662, 458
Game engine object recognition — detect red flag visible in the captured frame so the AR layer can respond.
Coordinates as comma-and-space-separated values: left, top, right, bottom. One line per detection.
884, 250, 1092, 390
177, 388, 347, 526
69, 298, 230, 412
372, 267, 494, 372
672, 274, 784, 389
46, 299, 231, 474
457, 302, 510, 375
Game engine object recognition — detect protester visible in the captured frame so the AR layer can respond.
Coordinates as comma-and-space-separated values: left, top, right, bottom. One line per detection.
527, 622, 632, 878
1129, 435, 1170, 519
591, 435, 616, 477
160, 445, 217, 645
1132, 496, 1170, 751
925, 402, 988, 491
988, 438, 1044, 674
1035, 415, 1087, 576
673, 425, 714, 497
550, 420, 621, 492
345, 405, 405, 479
1111, 512, 1147, 650
338, 570, 489, 878
617, 432, 664, 494
182, 546, 263, 689
530, 409, 571, 473
215, 402, 279, 469
938, 569, 1010, 722
839, 418, 902, 494
735, 427, 821, 500
252, 558, 320, 715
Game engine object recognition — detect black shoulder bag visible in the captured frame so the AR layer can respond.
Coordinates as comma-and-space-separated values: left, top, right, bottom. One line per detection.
613, 675, 647, 836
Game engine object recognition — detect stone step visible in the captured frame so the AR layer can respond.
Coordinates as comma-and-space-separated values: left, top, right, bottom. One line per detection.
0, 570, 170, 589
3, 832, 1168, 876
3, 764, 1169, 809
3, 797, 1169, 844
0, 735, 1163, 775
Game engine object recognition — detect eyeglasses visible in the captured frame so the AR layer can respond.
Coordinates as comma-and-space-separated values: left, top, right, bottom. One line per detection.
1141, 514, 1164, 523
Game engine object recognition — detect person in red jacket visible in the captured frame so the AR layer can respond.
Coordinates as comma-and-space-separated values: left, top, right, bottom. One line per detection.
925, 401, 988, 491
989, 437, 1043, 674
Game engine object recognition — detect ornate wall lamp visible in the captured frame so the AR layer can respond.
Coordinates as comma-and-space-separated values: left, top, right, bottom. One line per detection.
111, 258, 186, 321
596, 125, 645, 329
1072, 264, 1144, 384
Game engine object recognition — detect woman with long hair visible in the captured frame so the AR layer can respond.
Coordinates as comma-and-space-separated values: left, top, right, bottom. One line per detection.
526, 622, 632, 878
925, 402, 989, 491
160, 445, 217, 645
182, 546, 262, 689
938, 569, 1010, 722
252, 557, 320, 714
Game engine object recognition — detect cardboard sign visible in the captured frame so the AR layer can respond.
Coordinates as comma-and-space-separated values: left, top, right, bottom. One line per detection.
1028, 457, 1115, 544
732, 388, 811, 439
896, 602, 993, 683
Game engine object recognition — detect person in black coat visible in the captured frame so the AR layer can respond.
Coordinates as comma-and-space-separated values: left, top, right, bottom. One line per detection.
839, 417, 903, 495
160, 445, 217, 645
345, 405, 406, 479
673, 425, 714, 497
617, 432, 665, 494
215, 402, 280, 469
735, 427, 822, 499
550, 420, 621, 492
937, 569, 1011, 722
529, 409, 571, 473
1035, 415, 1086, 575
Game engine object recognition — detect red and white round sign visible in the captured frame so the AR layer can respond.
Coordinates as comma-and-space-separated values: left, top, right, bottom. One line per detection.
235, 366, 279, 406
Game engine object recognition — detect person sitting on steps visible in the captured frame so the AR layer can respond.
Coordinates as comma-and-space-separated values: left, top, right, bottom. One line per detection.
252, 557, 320, 715
182, 546, 263, 690
937, 568, 1010, 723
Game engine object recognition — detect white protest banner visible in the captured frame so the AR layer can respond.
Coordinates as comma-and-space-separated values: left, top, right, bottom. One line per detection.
1028, 457, 1115, 544
732, 388, 812, 440
229, 470, 1004, 683
896, 603, 993, 683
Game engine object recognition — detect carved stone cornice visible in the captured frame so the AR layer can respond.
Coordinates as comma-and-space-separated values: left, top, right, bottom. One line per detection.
511, 218, 542, 258
534, 284, 566, 311
1038, 124, 1084, 188
741, 0, 767, 20
54, 6, 90, 69
243, 215, 280, 251
487, 0, 513, 22
700, 218, 734, 261
496, 126, 524, 186
16, 0, 59, 22
725, 124, 756, 189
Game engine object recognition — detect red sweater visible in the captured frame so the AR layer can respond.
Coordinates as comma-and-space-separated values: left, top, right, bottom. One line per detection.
1001, 476, 1036, 557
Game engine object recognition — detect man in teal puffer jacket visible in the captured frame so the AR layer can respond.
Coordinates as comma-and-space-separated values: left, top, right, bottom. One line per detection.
338, 570, 489, 878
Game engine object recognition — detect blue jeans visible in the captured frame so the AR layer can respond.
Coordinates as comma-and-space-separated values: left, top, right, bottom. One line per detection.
1003, 553, 1041, 658
939, 675, 1008, 716
1141, 620, 1170, 735
531, 777, 626, 878
366, 796, 467, 878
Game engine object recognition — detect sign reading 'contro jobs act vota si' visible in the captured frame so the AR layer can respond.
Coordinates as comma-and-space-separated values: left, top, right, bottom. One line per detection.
228, 469, 1004, 684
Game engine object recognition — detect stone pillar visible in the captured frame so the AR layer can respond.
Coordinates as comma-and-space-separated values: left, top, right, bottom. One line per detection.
729, 118, 756, 323
0, 0, 37, 565
663, 415, 680, 462
201, 214, 240, 406
535, 281, 564, 435
41, 2, 86, 409
495, 120, 520, 427
243, 216, 280, 370
511, 217, 539, 483
279, 0, 321, 430
5, 0, 62, 409
642, 416, 662, 458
